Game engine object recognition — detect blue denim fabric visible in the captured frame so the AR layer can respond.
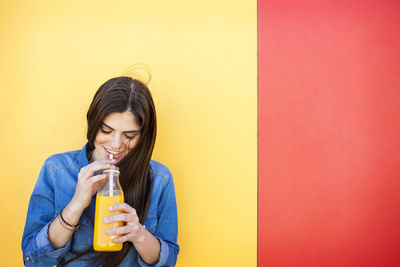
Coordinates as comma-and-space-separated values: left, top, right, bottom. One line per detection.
22, 143, 179, 267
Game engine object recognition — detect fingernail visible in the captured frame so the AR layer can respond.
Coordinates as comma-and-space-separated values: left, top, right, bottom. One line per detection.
103, 218, 109, 223
108, 206, 113, 211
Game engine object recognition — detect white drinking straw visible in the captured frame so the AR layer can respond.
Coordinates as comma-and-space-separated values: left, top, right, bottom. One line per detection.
109, 154, 113, 196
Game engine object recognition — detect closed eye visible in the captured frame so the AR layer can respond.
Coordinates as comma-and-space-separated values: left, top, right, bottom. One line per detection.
100, 128, 112, 134
124, 134, 136, 140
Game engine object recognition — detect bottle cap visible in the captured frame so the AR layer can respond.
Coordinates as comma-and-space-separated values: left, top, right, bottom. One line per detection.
103, 165, 120, 174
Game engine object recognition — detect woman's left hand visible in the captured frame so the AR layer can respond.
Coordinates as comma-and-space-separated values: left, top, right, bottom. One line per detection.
104, 203, 146, 244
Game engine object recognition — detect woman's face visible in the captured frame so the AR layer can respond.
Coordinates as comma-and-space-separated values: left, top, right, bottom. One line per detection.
91, 111, 141, 162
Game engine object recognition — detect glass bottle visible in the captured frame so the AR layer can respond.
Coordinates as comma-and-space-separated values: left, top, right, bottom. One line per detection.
93, 165, 124, 251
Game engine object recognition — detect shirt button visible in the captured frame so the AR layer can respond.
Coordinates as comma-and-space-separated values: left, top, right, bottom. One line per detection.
25, 256, 30, 261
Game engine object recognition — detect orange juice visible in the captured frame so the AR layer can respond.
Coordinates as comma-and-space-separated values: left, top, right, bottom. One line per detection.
93, 194, 124, 251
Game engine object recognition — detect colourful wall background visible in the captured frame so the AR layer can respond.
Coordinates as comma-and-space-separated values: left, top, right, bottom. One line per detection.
0, 1, 256, 266
259, 0, 400, 266
4, 1, 398, 266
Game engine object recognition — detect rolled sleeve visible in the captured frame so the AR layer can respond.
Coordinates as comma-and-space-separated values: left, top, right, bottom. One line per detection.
22, 158, 72, 266
136, 166, 179, 267
137, 237, 170, 267
35, 219, 72, 257
23, 218, 72, 267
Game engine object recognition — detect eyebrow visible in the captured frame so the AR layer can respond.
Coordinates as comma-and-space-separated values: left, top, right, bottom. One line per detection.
101, 122, 140, 133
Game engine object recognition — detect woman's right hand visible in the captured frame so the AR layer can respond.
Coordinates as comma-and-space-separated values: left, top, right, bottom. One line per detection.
71, 159, 115, 210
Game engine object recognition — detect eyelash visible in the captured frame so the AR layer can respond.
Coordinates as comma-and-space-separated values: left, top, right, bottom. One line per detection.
100, 128, 111, 134
125, 135, 136, 140
100, 128, 136, 140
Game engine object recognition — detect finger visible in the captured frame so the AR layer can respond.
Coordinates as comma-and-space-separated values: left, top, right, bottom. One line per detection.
96, 159, 116, 165
79, 166, 110, 180
88, 174, 107, 184
104, 213, 138, 224
105, 224, 138, 236
87, 160, 115, 174
113, 233, 135, 243
109, 203, 137, 214
80, 160, 112, 174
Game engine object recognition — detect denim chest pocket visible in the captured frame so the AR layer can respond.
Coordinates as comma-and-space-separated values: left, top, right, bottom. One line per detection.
144, 216, 157, 233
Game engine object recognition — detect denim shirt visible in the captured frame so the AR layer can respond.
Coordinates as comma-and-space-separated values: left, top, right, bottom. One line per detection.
21, 143, 179, 267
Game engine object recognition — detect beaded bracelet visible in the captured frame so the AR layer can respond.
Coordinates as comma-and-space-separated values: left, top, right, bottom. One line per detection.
59, 209, 79, 232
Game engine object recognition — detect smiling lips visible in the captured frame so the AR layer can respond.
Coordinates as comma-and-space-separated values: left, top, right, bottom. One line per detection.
104, 147, 123, 159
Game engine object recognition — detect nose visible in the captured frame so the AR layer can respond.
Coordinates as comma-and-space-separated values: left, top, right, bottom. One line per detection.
109, 134, 123, 150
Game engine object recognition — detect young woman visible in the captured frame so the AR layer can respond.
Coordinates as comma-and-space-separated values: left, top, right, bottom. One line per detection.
22, 77, 179, 266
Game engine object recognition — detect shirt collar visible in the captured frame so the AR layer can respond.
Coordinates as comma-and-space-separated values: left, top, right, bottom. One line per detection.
79, 142, 90, 167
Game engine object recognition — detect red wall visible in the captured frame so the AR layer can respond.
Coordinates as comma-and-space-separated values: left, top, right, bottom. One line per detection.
258, 1, 400, 266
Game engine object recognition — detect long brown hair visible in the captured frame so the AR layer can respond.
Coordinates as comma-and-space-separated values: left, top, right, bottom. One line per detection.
63, 76, 156, 266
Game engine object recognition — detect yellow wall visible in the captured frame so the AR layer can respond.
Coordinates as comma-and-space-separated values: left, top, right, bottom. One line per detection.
0, 1, 256, 266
